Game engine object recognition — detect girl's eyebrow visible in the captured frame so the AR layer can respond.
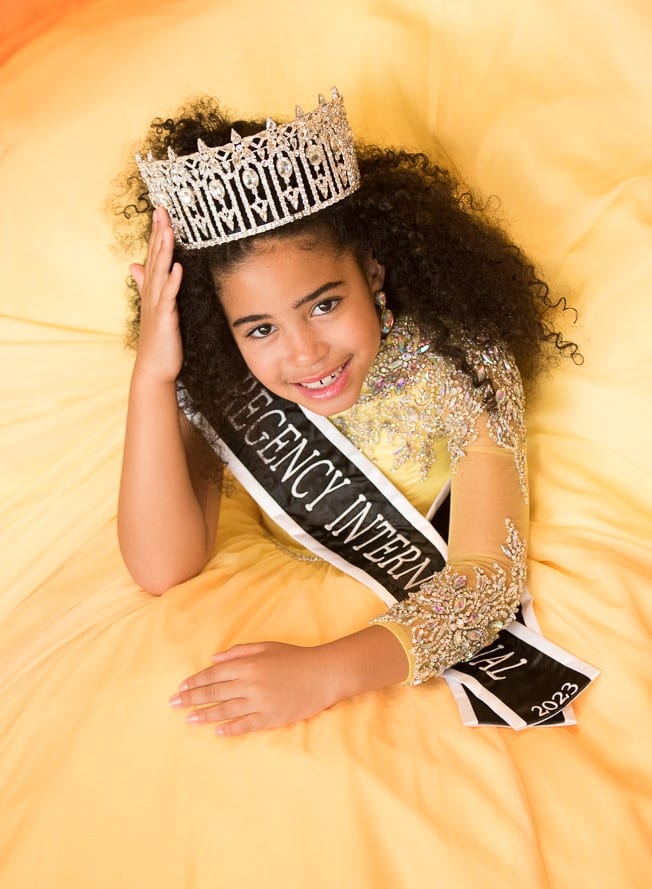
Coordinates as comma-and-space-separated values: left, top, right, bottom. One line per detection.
231, 280, 344, 328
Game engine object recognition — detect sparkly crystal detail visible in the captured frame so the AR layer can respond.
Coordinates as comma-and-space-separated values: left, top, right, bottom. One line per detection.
307, 144, 323, 166
276, 157, 292, 178
208, 180, 226, 200
136, 87, 360, 249
372, 519, 527, 683
241, 168, 259, 189
330, 317, 528, 498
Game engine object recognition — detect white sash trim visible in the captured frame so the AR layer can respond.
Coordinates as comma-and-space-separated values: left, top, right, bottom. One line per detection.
219, 436, 399, 607
302, 406, 448, 556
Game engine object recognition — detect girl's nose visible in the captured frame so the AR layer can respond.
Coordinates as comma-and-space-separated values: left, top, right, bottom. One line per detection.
285, 325, 328, 367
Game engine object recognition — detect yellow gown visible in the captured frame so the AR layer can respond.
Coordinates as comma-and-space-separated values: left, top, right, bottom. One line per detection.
2, 2, 650, 886
1, 326, 548, 888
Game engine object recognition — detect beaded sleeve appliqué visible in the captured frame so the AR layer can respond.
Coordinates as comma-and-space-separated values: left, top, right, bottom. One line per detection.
330, 318, 528, 500
372, 518, 527, 683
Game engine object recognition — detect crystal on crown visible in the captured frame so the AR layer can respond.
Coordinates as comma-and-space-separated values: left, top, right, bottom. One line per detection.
135, 87, 360, 249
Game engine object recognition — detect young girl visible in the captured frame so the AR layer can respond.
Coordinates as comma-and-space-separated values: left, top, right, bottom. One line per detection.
118, 88, 590, 736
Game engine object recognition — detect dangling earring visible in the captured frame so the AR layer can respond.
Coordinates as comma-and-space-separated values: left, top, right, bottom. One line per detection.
375, 291, 395, 336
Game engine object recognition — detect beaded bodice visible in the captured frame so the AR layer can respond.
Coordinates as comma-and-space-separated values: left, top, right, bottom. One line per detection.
330, 318, 528, 499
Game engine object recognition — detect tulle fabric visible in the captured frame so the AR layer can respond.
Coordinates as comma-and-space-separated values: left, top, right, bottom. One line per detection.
0, 467, 575, 888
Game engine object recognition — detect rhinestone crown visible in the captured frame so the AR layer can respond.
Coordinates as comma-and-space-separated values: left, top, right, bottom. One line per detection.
136, 87, 360, 249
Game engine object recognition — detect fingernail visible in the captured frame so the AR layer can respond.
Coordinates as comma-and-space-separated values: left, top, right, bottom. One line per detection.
215, 727, 225, 736
186, 712, 200, 724
169, 694, 183, 708
178, 681, 189, 692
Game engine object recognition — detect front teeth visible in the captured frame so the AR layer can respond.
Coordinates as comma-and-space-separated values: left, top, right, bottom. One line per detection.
301, 366, 342, 389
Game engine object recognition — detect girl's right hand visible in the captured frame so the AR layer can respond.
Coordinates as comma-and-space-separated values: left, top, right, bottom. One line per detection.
129, 207, 184, 384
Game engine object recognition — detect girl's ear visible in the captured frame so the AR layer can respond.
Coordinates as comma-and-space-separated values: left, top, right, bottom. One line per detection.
364, 254, 385, 291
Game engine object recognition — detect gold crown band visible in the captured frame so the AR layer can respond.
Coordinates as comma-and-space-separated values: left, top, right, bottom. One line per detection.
136, 87, 360, 249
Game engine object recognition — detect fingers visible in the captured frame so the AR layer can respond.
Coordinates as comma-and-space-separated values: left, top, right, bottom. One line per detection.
134, 207, 178, 300
177, 652, 250, 693
185, 698, 251, 725
129, 263, 145, 291
170, 673, 265, 736
182, 702, 268, 738
142, 208, 162, 277
170, 645, 269, 736
171, 675, 242, 708
147, 213, 175, 292
162, 262, 183, 305
210, 642, 265, 663
215, 714, 263, 737
175, 644, 264, 692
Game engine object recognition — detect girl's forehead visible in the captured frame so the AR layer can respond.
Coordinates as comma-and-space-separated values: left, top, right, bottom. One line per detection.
216, 241, 369, 316
216, 235, 356, 283
250, 232, 345, 260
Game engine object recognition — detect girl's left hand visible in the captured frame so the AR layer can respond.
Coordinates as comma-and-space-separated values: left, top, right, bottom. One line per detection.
170, 642, 340, 736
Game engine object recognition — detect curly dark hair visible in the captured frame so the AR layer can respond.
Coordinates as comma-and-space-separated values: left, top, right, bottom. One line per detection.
114, 96, 580, 432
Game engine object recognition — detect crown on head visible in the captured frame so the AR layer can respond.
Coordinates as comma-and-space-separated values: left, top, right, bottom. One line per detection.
136, 87, 360, 249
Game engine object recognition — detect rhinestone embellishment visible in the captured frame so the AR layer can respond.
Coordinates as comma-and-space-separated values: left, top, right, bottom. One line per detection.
331, 318, 528, 498
373, 519, 527, 683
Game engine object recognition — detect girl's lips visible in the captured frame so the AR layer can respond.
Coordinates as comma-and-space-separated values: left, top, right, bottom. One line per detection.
292, 359, 351, 401
296, 362, 346, 389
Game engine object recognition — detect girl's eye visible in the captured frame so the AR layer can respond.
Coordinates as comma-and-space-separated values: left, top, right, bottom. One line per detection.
311, 298, 340, 316
247, 323, 275, 339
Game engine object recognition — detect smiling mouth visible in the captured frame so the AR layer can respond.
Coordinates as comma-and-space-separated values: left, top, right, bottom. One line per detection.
296, 362, 346, 389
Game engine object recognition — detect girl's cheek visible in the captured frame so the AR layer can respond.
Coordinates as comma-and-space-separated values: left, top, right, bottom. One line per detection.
233, 339, 252, 363
239, 349, 263, 377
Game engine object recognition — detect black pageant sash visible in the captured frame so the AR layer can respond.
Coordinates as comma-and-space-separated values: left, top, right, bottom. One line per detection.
180, 377, 598, 730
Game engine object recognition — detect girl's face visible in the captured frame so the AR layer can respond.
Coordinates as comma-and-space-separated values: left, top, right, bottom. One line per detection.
217, 237, 385, 415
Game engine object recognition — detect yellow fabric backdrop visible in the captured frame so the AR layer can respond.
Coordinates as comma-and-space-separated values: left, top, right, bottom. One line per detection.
1, 1, 650, 887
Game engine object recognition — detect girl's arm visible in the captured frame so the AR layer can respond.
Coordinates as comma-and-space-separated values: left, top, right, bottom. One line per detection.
118, 208, 221, 594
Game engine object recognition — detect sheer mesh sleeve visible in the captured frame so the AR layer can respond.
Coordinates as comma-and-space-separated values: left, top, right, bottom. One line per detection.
372, 342, 529, 684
